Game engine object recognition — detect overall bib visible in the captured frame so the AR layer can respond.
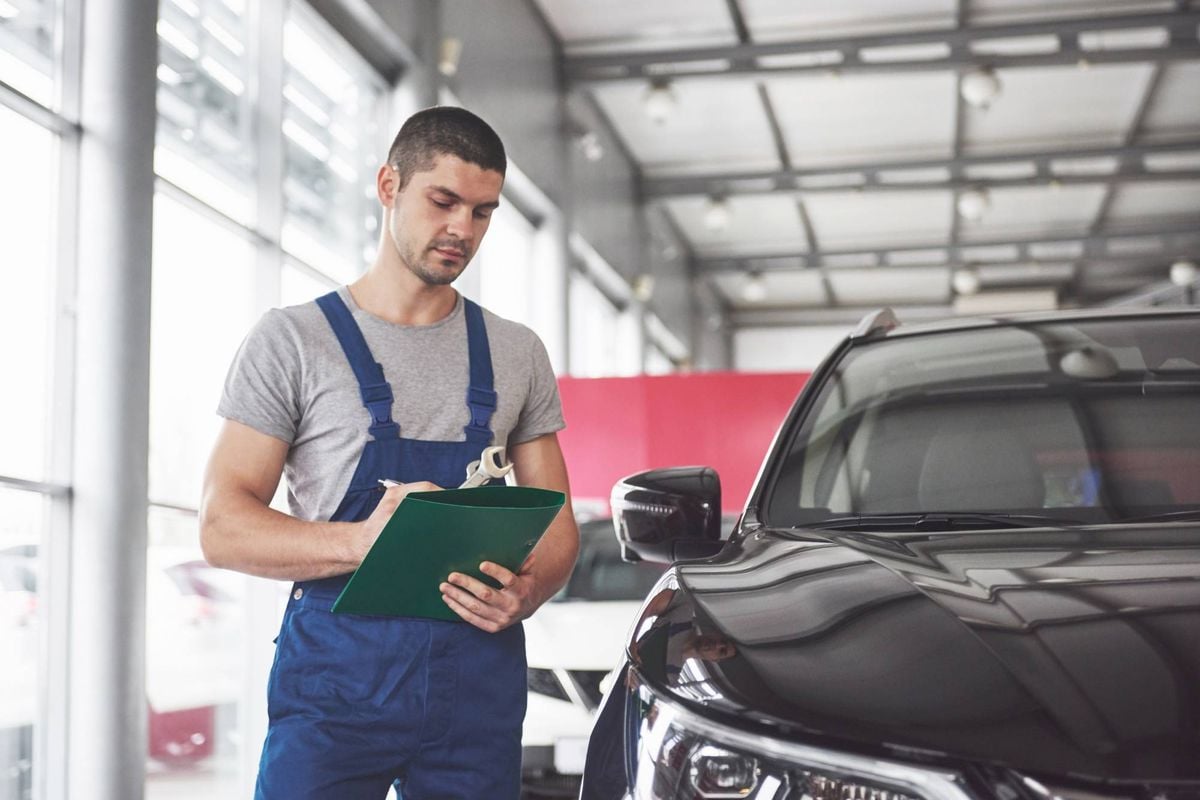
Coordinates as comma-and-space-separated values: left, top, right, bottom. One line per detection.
255, 292, 527, 800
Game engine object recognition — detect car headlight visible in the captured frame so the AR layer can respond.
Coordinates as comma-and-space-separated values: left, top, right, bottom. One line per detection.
629, 677, 973, 800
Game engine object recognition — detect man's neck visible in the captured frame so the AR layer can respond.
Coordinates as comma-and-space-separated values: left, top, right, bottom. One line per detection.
348, 264, 458, 327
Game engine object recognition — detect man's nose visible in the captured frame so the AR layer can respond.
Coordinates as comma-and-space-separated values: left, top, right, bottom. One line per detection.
445, 207, 473, 239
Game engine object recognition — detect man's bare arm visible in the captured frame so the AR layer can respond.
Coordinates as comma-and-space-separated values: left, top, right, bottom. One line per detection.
199, 419, 434, 581
440, 432, 581, 631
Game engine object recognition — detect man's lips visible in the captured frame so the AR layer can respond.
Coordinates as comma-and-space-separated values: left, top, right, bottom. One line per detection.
433, 247, 466, 260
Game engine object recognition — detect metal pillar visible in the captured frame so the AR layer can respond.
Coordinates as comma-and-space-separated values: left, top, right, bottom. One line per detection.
68, 0, 157, 796
388, 0, 440, 113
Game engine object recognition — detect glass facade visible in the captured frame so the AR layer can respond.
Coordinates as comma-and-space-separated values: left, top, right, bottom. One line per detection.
0, 105, 54, 483
569, 268, 643, 377
281, 3, 382, 283
1, 0, 389, 796
154, 0, 254, 222
0, 0, 57, 106
478, 200, 537, 325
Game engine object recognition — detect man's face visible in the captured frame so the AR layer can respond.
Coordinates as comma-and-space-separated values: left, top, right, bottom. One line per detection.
382, 154, 503, 286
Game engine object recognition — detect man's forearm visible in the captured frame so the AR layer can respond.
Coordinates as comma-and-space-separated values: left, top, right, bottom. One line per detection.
199, 488, 366, 582
527, 507, 580, 607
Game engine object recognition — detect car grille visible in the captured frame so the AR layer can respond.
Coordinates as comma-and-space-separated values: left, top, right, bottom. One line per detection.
527, 668, 569, 702
528, 667, 610, 710
567, 669, 607, 709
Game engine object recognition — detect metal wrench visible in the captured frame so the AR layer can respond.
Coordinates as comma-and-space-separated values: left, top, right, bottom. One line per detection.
459, 445, 513, 488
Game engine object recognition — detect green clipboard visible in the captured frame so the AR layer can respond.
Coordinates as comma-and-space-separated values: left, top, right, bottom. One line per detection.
331, 485, 565, 621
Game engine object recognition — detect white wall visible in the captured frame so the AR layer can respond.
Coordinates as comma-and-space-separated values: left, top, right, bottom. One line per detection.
733, 326, 851, 372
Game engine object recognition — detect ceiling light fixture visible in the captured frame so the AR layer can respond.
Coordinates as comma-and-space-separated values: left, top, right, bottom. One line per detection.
741, 271, 768, 303
632, 273, 655, 303
575, 130, 604, 162
956, 187, 991, 222
703, 196, 731, 233
952, 266, 981, 296
960, 66, 1002, 110
1170, 259, 1197, 287
643, 79, 677, 125
438, 37, 462, 77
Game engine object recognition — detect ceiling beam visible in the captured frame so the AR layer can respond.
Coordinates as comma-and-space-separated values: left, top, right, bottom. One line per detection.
948, 0, 969, 250
695, 221, 1200, 273
643, 139, 1200, 198
731, 304, 954, 328
653, 165, 1200, 197
1089, 63, 1168, 235
566, 9, 1200, 83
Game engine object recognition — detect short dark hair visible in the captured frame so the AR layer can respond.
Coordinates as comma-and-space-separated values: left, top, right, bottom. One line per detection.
386, 106, 506, 189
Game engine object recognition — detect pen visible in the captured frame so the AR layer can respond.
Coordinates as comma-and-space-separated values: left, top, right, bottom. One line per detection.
378, 479, 404, 488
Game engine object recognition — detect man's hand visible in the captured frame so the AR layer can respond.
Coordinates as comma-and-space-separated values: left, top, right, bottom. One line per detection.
438, 433, 579, 633
358, 481, 441, 555
440, 553, 540, 633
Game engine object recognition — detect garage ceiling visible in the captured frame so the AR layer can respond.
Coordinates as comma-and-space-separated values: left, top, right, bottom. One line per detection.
533, 0, 1200, 324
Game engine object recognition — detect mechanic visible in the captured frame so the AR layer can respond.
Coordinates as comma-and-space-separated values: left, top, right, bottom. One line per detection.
199, 106, 580, 799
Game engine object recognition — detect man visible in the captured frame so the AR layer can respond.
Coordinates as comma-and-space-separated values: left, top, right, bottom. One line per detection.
199, 106, 580, 799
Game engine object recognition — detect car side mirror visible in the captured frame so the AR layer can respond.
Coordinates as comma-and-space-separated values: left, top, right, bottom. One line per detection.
610, 466, 724, 564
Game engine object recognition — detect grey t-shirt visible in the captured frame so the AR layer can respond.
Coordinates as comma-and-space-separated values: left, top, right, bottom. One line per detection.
217, 287, 565, 522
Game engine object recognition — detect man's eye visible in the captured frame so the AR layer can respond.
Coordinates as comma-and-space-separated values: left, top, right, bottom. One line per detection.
474, 209, 493, 219
432, 199, 453, 209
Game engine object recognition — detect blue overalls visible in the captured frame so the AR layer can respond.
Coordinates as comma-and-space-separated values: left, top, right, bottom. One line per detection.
255, 291, 527, 800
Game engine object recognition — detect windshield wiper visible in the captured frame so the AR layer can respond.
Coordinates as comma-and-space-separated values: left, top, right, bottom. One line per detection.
801, 512, 1083, 531
1117, 508, 1200, 524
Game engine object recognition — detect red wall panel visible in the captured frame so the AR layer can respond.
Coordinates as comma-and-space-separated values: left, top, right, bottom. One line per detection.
556, 372, 809, 513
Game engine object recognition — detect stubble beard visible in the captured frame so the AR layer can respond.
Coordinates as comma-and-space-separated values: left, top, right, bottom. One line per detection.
389, 216, 470, 287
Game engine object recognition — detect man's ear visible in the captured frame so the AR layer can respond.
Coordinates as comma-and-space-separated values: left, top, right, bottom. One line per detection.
377, 164, 398, 207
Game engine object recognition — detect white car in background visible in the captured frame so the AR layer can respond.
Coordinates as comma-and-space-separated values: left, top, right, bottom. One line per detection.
0, 542, 241, 795
519, 516, 669, 799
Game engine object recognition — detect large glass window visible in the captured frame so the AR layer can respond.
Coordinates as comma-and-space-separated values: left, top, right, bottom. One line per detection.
0, 0, 57, 106
0, 104, 55, 482
478, 200, 536, 325
147, 5, 387, 794
154, 0, 254, 222
145, 193, 259, 795
281, 259, 337, 308
148, 193, 259, 509
281, 3, 383, 283
568, 269, 641, 377
5, 0, 391, 796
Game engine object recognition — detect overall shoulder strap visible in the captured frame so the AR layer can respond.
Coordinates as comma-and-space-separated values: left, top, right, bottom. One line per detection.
462, 298, 497, 445
315, 291, 399, 439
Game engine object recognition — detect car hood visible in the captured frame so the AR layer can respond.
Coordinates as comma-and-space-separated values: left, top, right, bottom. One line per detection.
627, 522, 1200, 782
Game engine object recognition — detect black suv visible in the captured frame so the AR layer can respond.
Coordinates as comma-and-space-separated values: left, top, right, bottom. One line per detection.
581, 307, 1200, 800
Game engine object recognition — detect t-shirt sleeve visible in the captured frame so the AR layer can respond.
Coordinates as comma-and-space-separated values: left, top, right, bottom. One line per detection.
216, 308, 303, 444
508, 330, 565, 445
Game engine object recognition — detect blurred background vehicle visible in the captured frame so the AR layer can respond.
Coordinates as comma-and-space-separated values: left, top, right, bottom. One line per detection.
0, 545, 36, 800
519, 512, 735, 799
519, 516, 668, 799
0, 544, 241, 800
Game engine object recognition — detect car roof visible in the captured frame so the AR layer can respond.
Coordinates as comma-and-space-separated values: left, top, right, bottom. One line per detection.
856, 305, 1200, 342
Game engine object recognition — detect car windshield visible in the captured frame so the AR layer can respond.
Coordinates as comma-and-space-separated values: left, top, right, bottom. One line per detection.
765, 314, 1200, 530
555, 519, 668, 602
